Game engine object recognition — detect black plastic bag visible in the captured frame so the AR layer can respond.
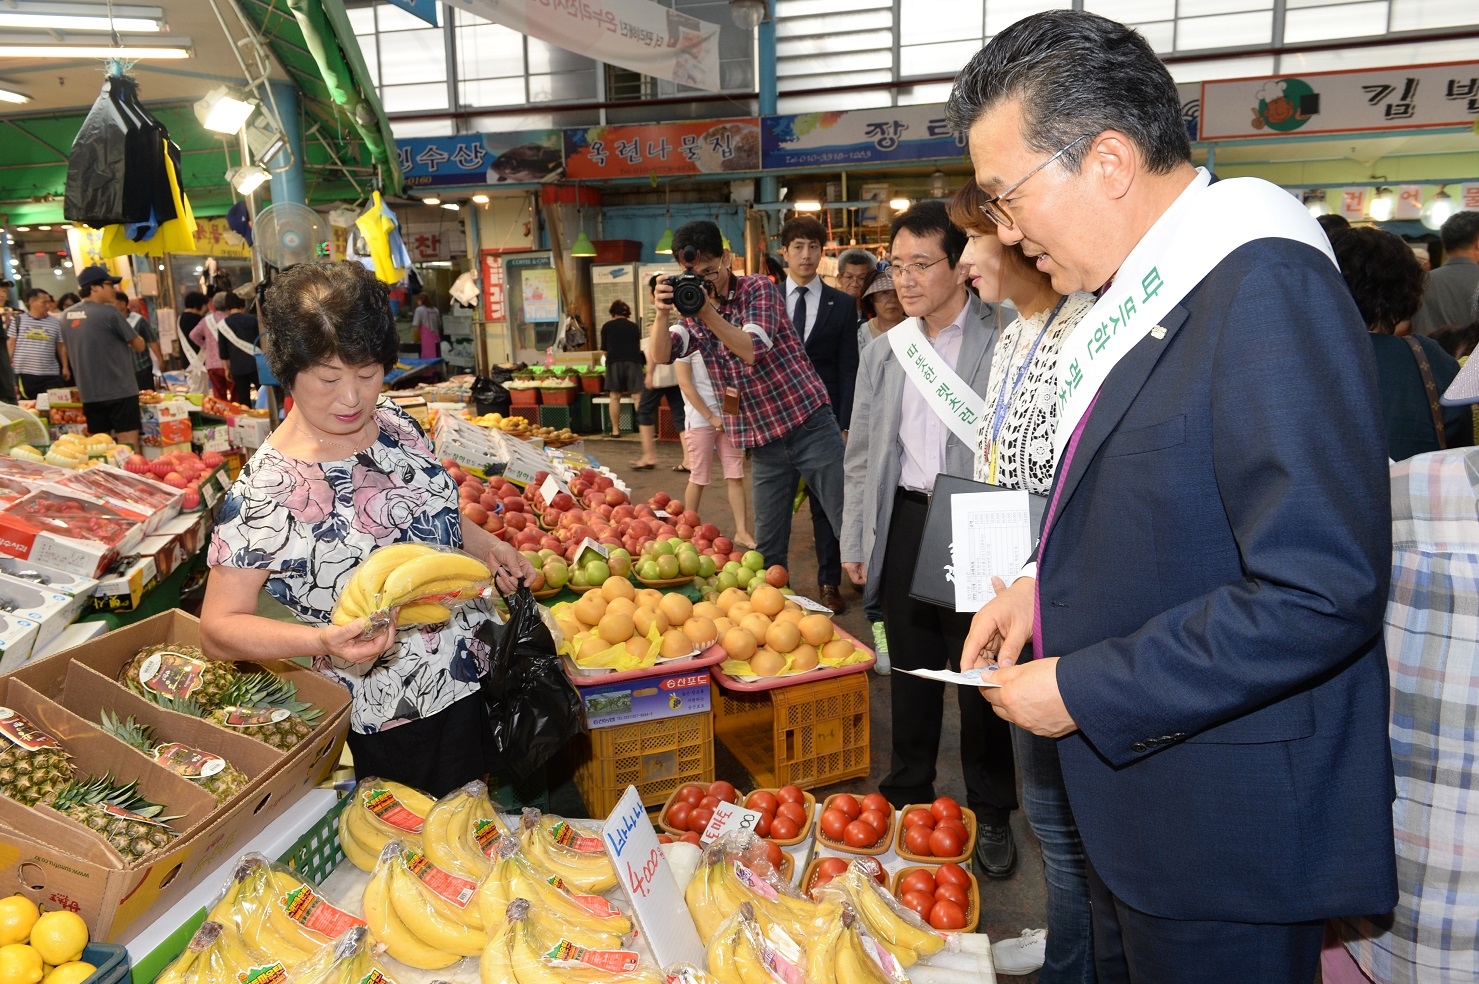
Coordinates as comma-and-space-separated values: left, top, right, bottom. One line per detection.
473, 369, 513, 417
477, 587, 585, 783
65, 79, 133, 227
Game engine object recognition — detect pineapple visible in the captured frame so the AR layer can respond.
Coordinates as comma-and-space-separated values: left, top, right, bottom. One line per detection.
97, 710, 250, 805
0, 710, 73, 807
48, 773, 182, 862
164, 674, 323, 752
120, 643, 240, 710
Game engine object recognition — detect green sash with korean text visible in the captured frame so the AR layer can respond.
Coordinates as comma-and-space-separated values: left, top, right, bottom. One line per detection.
1054, 169, 1336, 464
888, 317, 986, 446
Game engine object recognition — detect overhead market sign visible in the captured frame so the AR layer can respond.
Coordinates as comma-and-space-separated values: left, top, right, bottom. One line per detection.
564, 119, 760, 179
397, 131, 564, 189
1200, 60, 1479, 140
761, 104, 965, 170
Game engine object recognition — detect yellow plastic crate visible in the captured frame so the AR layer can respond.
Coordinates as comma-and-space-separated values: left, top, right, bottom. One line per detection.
711, 673, 870, 789
569, 710, 714, 819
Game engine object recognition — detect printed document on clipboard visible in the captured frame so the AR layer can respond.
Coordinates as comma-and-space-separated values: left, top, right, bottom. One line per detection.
909, 474, 1045, 613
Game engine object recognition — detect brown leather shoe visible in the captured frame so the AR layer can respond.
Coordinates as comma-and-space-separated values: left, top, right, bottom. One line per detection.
819, 584, 846, 614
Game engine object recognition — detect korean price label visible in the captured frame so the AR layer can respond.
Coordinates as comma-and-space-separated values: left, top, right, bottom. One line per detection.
700, 801, 766, 844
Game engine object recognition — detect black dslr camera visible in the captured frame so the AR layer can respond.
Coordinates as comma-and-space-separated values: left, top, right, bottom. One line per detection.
665, 246, 712, 317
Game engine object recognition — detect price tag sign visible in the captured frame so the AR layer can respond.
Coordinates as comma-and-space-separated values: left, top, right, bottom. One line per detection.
790, 594, 835, 614
574, 538, 609, 566
700, 801, 765, 845
603, 785, 704, 968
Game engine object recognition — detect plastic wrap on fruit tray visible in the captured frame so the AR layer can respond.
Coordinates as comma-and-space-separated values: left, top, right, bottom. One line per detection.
704, 901, 806, 984
0, 456, 67, 483
365, 841, 488, 961
490, 896, 660, 984
685, 832, 816, 945
517, 807, 619, 893
51, 464, 182, 513
0, 476, 33, 506
201, 853, 367, 968
419, 779, 508, 881
809, 857, 955, 967
0, 489, 139, 545
330, 542, 491, 634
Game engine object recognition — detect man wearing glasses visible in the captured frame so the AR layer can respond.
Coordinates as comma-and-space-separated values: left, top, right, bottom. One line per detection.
952, 11, 1395, 981
840, 200, 1019, 878
649, 220, 846, 586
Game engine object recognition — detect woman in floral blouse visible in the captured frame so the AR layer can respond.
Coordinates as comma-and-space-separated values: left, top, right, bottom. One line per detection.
203, 261, 533, 795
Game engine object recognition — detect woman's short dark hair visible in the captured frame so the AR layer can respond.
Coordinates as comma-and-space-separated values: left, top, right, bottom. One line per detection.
609, 299, 631, 318
183, 291, 208, 310
946, 183, 1042, 282
260, 261, 398, 390
1332, 227, 1428, 334
57, 293, 79, 310
945, 10, 1189, 176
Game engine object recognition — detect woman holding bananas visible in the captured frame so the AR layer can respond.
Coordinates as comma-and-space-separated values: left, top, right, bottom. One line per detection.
203, 261, 535, 795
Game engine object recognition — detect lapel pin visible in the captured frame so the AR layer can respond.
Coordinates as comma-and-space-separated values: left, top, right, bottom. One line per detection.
1150, 325, 1166, 339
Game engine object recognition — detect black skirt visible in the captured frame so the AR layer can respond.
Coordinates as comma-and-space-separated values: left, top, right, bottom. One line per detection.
345, 691, 498, 797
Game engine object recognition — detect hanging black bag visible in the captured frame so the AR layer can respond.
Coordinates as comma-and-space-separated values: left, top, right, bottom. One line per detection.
475, 587, 585, 783
64, 79, 134, 227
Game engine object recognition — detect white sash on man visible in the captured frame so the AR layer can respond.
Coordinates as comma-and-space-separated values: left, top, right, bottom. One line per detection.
1053, 169, 1336, 464
218, 320, 259, 357
887, 318, 987, 446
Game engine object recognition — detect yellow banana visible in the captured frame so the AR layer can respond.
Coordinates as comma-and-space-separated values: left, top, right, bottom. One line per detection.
711, 860, 812, 944
505, 898, 658, 984
349, 543, 437, 600
836, 921, 890, 984
837, 866, 945, 959
205, 866, 244, 927
687, 856, 726, 944
479, 922, 516, 984
521, 813, 617, 894
361, 846, 462, 970
424, 783, 488, 879
486, 835, 629, 948
266, 870, 350, 955
705, 923, 743, 984
338, 802, 381, 872
382, 553, 489, 607
289, 926, 373, 984
348, 781, 427, 853
397, 602, 452, 626
371, 778, 436, 816
805, 905, 845, 983
400, 848, 486, 931
155, 922, 217, 984
387, 857, 486, 956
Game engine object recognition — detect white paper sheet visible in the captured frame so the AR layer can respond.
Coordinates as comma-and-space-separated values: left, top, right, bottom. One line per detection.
896, 665, 1002, 688
950, 490, 1034, 613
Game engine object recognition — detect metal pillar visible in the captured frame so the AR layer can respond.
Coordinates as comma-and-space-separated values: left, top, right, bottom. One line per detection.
266, 80, 305, 206
759, 0, 779, 206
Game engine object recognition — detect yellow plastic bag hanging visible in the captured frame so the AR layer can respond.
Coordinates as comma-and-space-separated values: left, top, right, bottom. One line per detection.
355, 190, 406, 285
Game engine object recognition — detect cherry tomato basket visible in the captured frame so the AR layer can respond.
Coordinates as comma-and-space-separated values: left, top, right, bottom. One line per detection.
814, 793, 894, 856
892, 865, 981, 934
893, 804, 978, 865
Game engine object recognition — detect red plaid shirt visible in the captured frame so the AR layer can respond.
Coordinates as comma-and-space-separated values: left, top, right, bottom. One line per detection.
667, 273, 831, 449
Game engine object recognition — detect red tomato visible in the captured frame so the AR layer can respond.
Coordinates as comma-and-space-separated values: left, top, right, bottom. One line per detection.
677, 784, 705, 806
861, 792, 891, 814
934, 882, 969, 908
680, 831, 702, 845
777, 801, 809, 826
859, 809, 889, 834
900, 891, 936, 920
935, 862, 970, 888
708, 780, 739, 803
753, 811, 773, 837
928, 826, 963, 858
899, 869, 937, 896
763, 840, 785, 868
657, 834, 673, 844
817, 857, 850, 878
843, 820, 878, 848
929, 899, 967, 930
746, 791, 779, 815
688, 807, 714, 832
698, 794, 721, 811
904, 824, 934, 856
667, 801, 691, 830
776, 784, 805, 804
820, 808, 850, 841
902, 808, 936, 829
938, 817, 969, 839
931, 796, 963, 822
809, 872, 836, 899
831, 794, 861, 821
769, 815, 799, 840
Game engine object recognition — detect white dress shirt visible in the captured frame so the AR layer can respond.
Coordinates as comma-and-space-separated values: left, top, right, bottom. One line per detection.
785, 276, 822, 341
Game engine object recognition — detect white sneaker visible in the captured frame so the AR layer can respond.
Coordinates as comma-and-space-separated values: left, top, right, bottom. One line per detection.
992, 928, 1047, 976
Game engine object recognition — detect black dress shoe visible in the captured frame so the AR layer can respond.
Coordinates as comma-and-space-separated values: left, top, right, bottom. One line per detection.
974, 821, 1018, 878
819, 584, 847, 614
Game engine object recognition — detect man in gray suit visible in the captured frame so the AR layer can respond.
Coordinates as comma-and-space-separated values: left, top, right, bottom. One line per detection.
841, 200, 1021, 877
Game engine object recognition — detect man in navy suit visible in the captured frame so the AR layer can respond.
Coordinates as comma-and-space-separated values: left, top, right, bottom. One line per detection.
950, 12, 1397, 982
781, 216, 860, 613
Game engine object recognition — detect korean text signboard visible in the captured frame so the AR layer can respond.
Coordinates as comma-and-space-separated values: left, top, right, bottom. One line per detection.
398, 131, 564, 189
564, 119, 760, 179
761, 104, 965, 170
1200, 61, 1479, 139
602, 785, 704, 968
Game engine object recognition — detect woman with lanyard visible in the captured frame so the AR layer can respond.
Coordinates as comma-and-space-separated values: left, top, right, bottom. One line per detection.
946, 184, 1097, 982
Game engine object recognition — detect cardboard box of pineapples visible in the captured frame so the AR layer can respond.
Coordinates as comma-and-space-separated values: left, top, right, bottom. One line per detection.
0, 610, 350, 942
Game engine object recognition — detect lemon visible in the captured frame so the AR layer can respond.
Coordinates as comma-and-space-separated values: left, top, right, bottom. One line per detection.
25, 914, 86, 967
0, 899, 38, 948
41, 962, 94, 984
0, 944, 43, 984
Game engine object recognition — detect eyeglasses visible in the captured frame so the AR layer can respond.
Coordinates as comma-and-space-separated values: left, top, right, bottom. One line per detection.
979, 134, 1093, 229
889, 255, 949, 281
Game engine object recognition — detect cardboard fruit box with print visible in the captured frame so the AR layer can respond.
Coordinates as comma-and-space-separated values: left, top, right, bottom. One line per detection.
0, 610, 350, 941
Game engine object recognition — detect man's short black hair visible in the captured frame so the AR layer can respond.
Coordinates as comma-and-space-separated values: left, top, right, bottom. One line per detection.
889, 200, 968, 267
1440, 210, 1479, 253
780, 216, 827, 249
24, 288, 51, 304
222, 291, 247, 312
260, 261, 399, 392
670, 221, 725, 262
1333, 227, 1427, 334
183, 291, 208, 310
1317, 214, 1351, 239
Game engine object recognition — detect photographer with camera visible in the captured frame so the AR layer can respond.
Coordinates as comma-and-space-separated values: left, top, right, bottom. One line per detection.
649, 221, 846, 586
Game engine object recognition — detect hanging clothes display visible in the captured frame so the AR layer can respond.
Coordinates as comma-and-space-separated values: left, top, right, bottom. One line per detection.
353, 190, 412, 284
101, 137, 196, 258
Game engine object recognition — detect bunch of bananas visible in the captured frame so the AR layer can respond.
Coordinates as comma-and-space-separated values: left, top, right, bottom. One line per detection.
363, 841, 487, 968
476, 835, 631, 951
704, 901, 806, 984
422, 781, 508, 880
331, 543, 491, 628
684, 844, 816, 946
811, 862, 946, 969
518, 809, 618, 894
205, 855, 364, 967
338, 778, 435, 871
480, 898, 661, 984
152, 922, 263, 984
280, 926, 386, 984
802, 904, 910, 984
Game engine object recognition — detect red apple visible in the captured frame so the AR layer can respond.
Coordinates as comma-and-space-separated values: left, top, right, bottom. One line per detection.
694, 538, 712, 552
653, 491, 671, 508
461, 502, 489, 525
502, 497, 526, 513
484, 514, 504, 533
730, 551, 744, 563
681, 510, 701, 527
533, 470, 550, 485
579, 468, 598, 482
765, 565, 789, 588
699, 523, 721, 541
604, 488, 627, 506
612, 504, 635, 522
713, 536, 733, 555
635, 504, 655, 519
540, 535, 562, 552
593, 475, 615, 491
676, 524, 694, 540
551, 492, 575, 511
503, 512, 529, 532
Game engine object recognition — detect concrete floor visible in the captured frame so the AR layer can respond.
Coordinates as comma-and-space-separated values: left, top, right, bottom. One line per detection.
546, 433, 1048, 980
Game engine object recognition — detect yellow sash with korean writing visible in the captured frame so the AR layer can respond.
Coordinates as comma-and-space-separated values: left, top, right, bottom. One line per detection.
1054, 168, 1335, 464
887, 318, 985, 446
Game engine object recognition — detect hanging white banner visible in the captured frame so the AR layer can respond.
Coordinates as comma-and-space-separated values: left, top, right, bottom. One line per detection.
445, 0, 724, 93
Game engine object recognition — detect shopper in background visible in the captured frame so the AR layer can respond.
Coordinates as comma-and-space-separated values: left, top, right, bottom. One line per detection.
204, 260, 535, 796
600, 298, 642, 441
1333, 227, 1472, 459
634, 278, 689, 472
217, 291, 260, 405
54, 293, 79, 314
649, 220, 845, 580
953, 11, 1396, 980
412, 292, 442, 360
859, 269, 905, 350
840, 200, 1019, 877
0, 280, 18, 404
191, 292, 231, 400
1412, 210, 1479, 335
675, 348, 753, 549
835, 248, 877, 324
781, 215, 859, 613
113, 294, 162, 393
9, 288, 69, 398
60, 265, 145, 448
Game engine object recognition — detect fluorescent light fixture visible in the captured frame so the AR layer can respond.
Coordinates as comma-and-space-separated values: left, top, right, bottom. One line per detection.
440, 202, 460, 211
226, 164, 270, 195
1420, 187, 1456, 231
889, 197, 911, 211
794, 200, 823, 212
37, 225, 50, 231
0, 2, 165, 32
471, 194, 490, 204
422, 196, 441, 206
15, 227, 29, 232
0, 79, 31, 104
0, 36, 190, 58
195, 85, 256, 134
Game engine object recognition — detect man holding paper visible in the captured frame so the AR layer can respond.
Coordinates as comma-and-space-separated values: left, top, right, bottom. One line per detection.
950, 11, 1396, 981
840, 200, 1020, 878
